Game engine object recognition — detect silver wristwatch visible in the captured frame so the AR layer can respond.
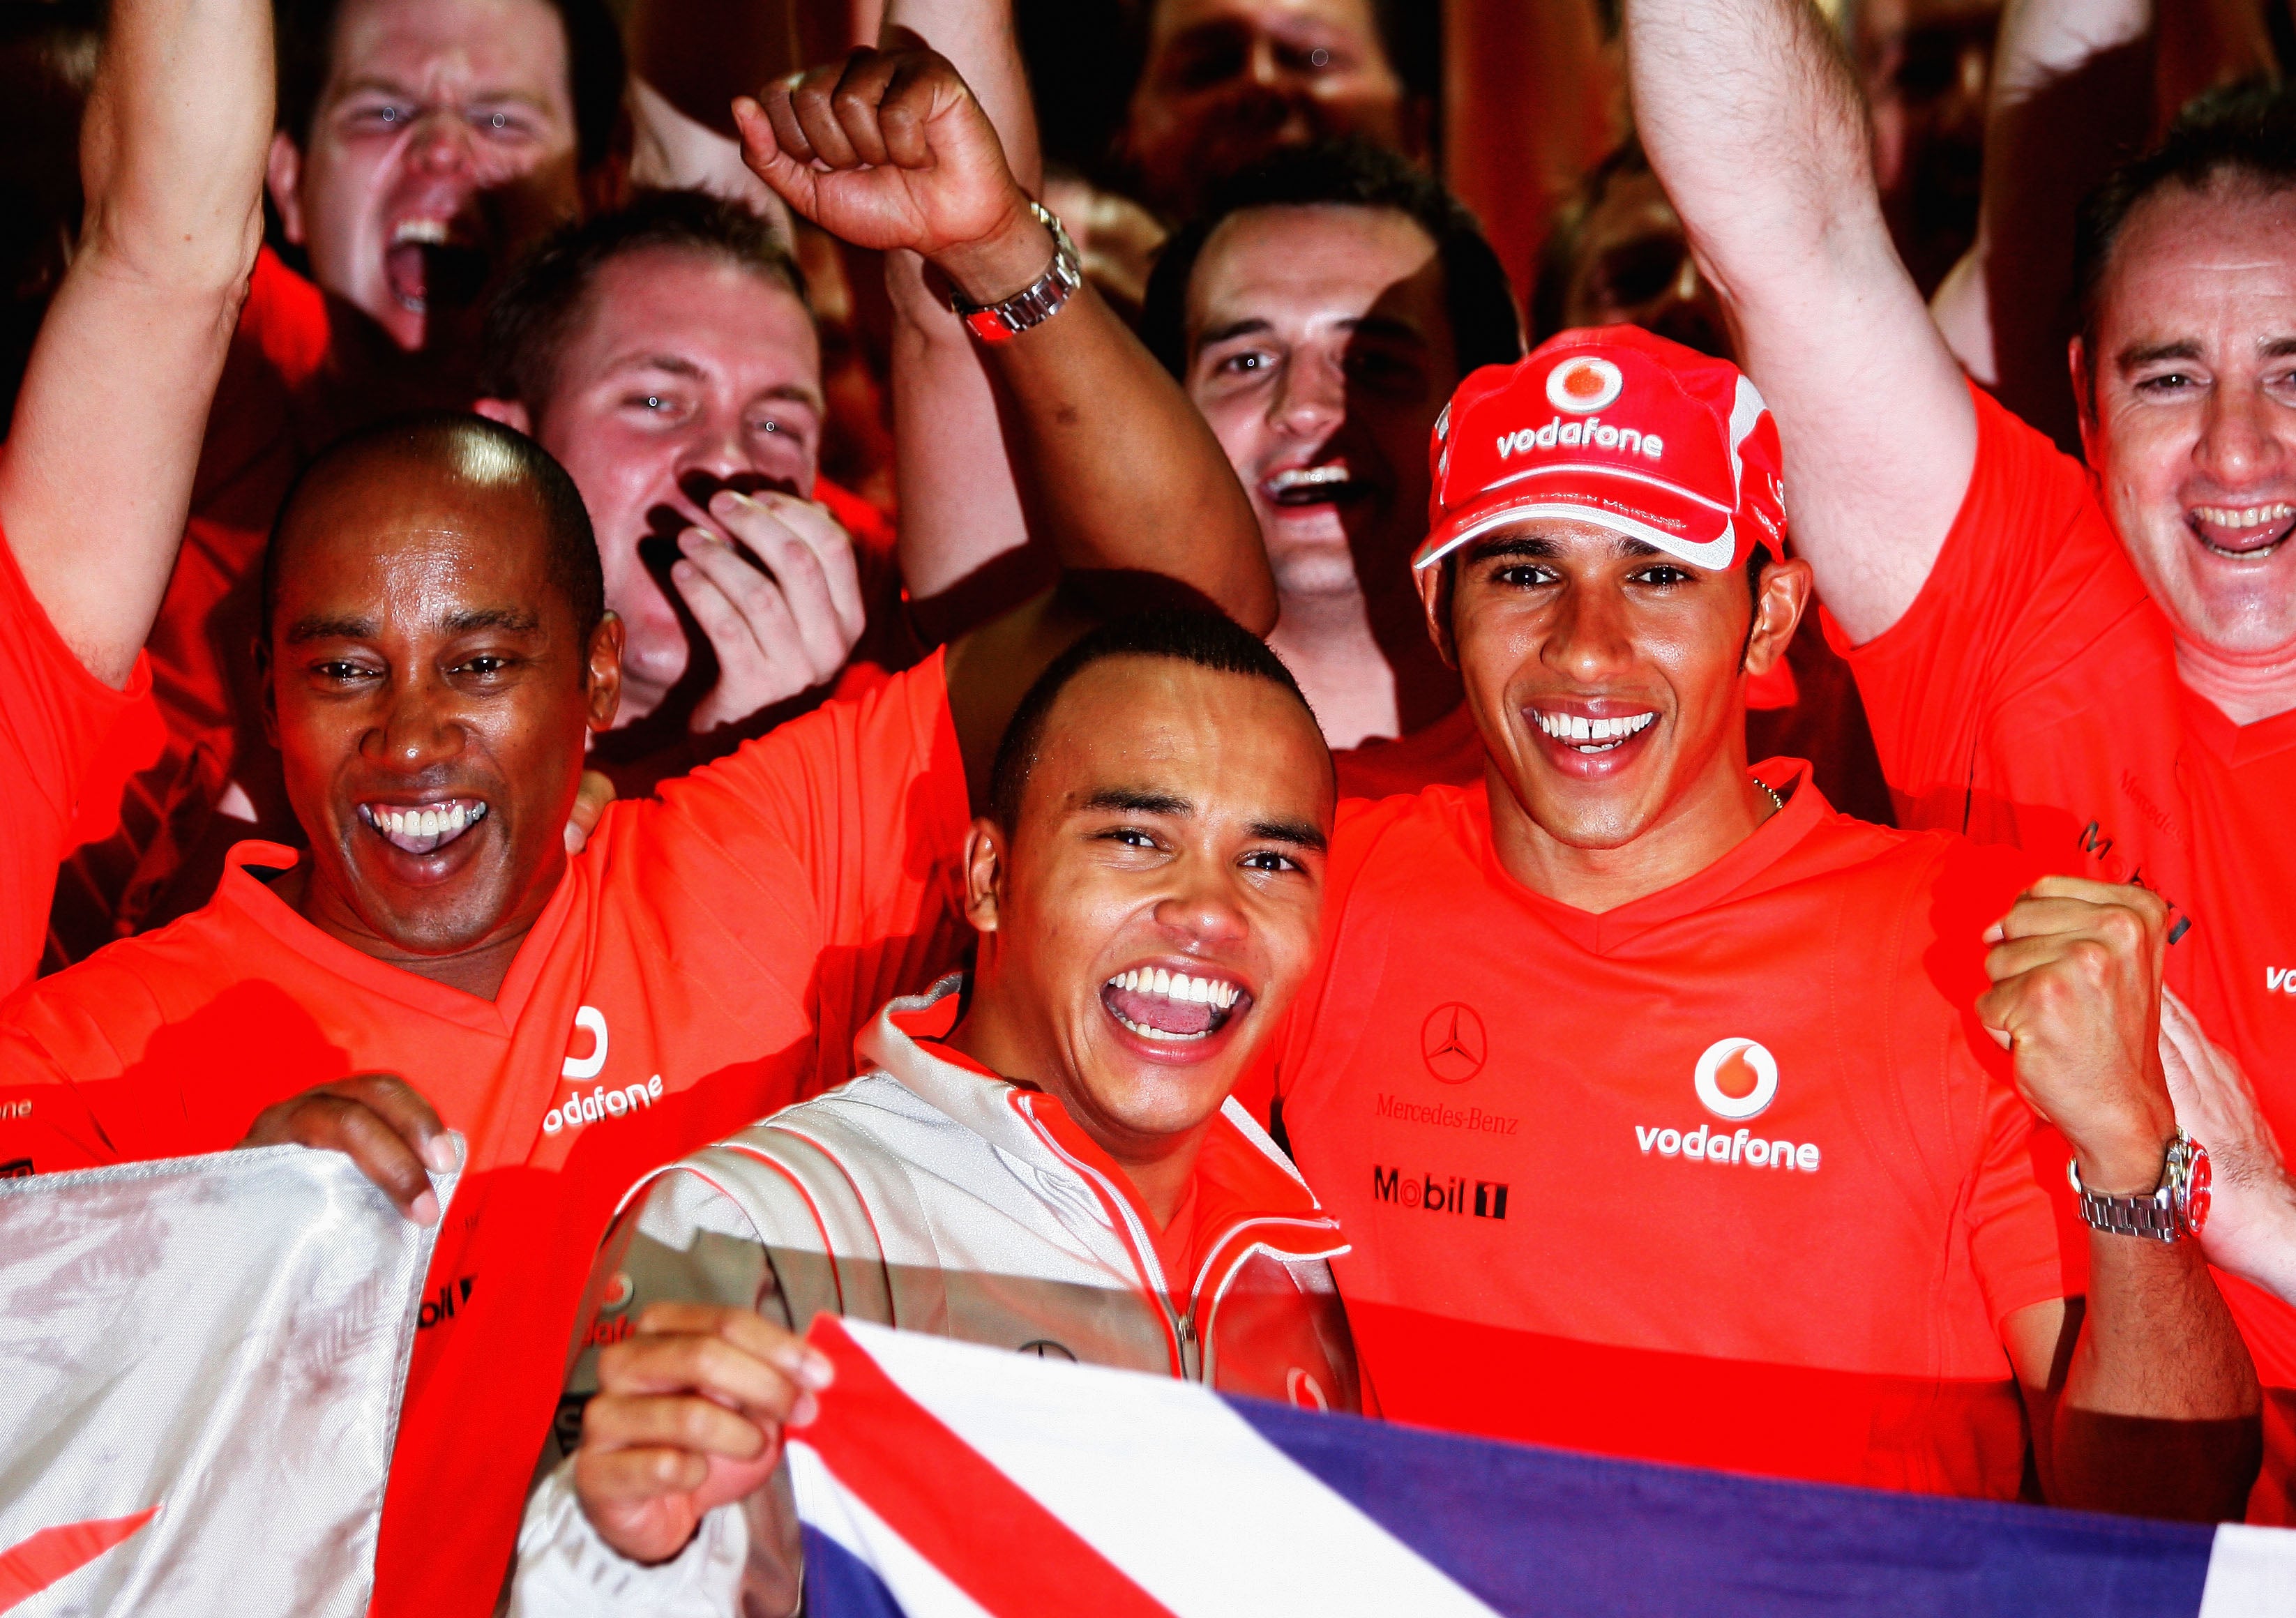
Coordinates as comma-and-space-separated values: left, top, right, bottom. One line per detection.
2066, 1128, 2212, 1242
951, 200, 1082, 343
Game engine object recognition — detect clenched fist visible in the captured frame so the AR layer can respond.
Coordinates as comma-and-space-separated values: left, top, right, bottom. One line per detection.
732, 40, 1046, 305
1978, 875, 2180, 1193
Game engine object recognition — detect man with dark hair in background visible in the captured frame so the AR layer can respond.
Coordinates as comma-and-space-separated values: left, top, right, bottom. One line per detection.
1115, 0, 1435, 222
1136, 139, 1515, 794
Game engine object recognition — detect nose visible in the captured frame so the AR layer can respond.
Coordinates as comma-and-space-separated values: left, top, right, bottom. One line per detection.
1541, 575, 1638, 685
2195, 379, 2291, 487
365, 668, 465, 773
1269, 351, 1345, 441
406, 104, 476, 176
1151, 859, 1252, 952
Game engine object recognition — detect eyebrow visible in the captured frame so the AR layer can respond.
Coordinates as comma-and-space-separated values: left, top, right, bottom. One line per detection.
1080, 786, 1329, 853
444, 607, 541, 635
1083, 787, 1193, 817
1463, 533, 1660, 564
606, 354, 826, 414
2115, 339, 2203, 372
331, 75, 554, 113
285, 613, 377, 646
1251, 817, 1329, 853
1195, 314, 1430, 354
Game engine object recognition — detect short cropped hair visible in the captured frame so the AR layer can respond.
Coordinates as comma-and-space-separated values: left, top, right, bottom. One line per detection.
478, 188, 809, 409
988, 610, 1322, 832
1139, 137, 1523, 385
2074, 80, 2296, 386
262, 411, 605, 644
274, 0, 626, 172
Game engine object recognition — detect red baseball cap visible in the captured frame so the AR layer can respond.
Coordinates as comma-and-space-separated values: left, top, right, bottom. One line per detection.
1414, 325, 1787, 573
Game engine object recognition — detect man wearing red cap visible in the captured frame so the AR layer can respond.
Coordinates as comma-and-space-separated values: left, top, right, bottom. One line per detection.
1245, 325, 2263, 1515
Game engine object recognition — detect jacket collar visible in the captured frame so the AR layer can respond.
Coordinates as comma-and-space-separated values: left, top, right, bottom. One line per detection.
854, 976, 1347, 1289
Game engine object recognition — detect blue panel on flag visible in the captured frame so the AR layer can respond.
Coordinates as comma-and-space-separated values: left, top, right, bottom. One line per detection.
1225, 1396, 2219, 1617
804, 1525, 914, 1618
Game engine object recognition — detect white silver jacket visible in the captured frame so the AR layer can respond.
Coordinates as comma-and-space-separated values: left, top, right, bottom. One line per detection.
508, 976, 1357, 1617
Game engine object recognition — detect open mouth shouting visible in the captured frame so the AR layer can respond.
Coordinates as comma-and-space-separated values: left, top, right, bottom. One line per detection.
385, 216, 491, 315
357, 797, 490, 856
1101, 965, 1252, 1046
2188, 502, 2296, 561
1262, 461, 1376, 512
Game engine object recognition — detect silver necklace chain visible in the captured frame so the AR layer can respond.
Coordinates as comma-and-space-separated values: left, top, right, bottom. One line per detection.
1755, 775, 1786, 815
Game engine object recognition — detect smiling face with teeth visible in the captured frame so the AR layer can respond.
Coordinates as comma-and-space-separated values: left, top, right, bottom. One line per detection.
1419, 516, 1812, 909
269, 0, 582, 355
946, 654, 1333, 1204
261, 426, 622, 994
2079, 182, 2296, 661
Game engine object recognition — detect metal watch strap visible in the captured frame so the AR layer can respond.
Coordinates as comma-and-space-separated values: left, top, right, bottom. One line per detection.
2065, 1129, 2200, 1243
951, 201, 1082, 343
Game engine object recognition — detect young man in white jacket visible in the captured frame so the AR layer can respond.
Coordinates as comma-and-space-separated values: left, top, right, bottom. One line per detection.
511, 609, 1355, 1612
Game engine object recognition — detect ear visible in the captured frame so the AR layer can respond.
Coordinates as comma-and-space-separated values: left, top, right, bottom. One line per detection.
584, 611, 625, 731
1741, 555, 1812, 679
2068, 335, 2101, 466
961, 817, 1007, 936
266, 133, 308, 245
1413, 557, 1459, 668
473, 398, 532, 435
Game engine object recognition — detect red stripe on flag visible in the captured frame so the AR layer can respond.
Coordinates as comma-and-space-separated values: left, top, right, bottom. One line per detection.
0, 1506, 158, 1611
800, 1317, 1175, 1618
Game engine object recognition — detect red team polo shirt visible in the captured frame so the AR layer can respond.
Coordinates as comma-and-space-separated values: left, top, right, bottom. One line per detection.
1848, 386, 2296, 1521
1252, 762, 2074, 1498
0, 656, 972, 1614
0, 529, 147, 1000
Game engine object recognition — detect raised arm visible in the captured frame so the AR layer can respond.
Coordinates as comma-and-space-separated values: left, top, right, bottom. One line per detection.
736, 44, 1273, 799
0, 0, 272, 688
879, 0, 1045, 626
1927, 0, 2152, 453
1626, 0, 1972, 644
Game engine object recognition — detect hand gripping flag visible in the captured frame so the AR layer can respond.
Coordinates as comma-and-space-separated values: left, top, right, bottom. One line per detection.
0, 1139, 461, 1616
791, 1317, 2296, 1618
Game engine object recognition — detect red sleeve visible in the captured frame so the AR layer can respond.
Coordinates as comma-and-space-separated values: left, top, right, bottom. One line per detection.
637, 652, 974, 1089
1845, 384, 2152, 830
0, 528, 146, 994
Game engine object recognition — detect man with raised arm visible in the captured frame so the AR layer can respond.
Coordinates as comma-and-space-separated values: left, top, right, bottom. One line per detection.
1630, 0, 2296, 1520
0, 43, 1268, 1617
0, 0, 269, 992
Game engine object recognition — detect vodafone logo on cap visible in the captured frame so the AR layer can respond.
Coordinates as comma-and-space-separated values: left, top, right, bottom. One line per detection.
1546, 356, 1623, 414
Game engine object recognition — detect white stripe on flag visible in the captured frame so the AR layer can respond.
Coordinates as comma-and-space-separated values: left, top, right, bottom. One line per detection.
2198, 1522, 2296, 1617
787, 1443, 997, 1618
841, 1320, 1500, 1618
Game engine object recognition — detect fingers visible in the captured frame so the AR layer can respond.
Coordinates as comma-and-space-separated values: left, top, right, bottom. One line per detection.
565, 769, 616, 855
241, 1073, 449, 1224
1984, 878, 2168, 945
588, 1306, 831, 1453
724, 491, 868, 647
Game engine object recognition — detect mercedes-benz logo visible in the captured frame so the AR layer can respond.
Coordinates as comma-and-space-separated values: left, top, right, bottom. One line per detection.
1421, 1002, 1487, 1084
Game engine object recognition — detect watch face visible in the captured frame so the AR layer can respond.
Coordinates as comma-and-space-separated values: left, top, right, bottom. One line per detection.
2186, 1144, 2212, 1234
